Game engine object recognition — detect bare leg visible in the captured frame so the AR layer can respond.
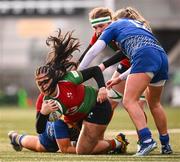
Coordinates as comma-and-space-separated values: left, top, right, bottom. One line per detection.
122, 73, 150, 130
145, 85, 172, 154
76, 121, 110, 154
21, 135, 46, 152
8, 131, 47, 152
146, 86, 167, 134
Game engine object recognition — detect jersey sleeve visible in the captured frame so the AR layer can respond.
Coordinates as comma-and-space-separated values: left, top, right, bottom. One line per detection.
90, 32, 98, 45
35, 93, 44, 112
117, 58, 131, 74
63, 71, 83, 84
53, 120, 69, 139
120, 58, 131, 68
99, 26, 115, 44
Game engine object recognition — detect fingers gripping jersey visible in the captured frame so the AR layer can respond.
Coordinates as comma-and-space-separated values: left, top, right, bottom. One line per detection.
36, 71, 97, 123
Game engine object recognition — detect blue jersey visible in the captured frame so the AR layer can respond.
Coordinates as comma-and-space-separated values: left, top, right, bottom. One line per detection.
39, 120, 69, 152
99, 18, 168, 83
99, 18, 164, 59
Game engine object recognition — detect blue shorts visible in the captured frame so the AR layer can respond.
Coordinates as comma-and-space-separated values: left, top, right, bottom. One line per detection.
39, 120, 70, 152
130, 47, 169, 83
39, 132, 59, 152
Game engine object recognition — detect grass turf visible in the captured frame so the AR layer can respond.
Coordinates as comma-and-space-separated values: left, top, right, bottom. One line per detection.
0, 106, 180, 162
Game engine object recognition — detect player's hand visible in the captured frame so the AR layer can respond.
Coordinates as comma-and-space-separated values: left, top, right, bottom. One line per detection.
40, 99, 59, 115
106, 77, 121, 89
97, 87, 107, 103
98, 63, 105, 71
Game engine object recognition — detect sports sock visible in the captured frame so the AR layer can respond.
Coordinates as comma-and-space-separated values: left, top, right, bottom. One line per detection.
14, 134, 26, 146
106, 139, 121, 150
138, 127, 152, 144
159, 134, 169, 145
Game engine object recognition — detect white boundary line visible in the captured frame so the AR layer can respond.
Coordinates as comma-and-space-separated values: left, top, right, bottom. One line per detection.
106, 128, 180, 136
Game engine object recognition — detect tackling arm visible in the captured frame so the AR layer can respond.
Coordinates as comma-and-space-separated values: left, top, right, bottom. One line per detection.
119, 67, 131, 80
102, 50, 127, 69
78, 40, 106, 70
80, 66, 106, 89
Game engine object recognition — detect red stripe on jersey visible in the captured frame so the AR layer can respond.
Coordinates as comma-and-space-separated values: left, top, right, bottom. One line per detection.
120, 58, 131, 68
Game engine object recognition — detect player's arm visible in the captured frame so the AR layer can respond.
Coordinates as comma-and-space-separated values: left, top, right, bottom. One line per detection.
80, 66, 107, 103
78, 33, 98, 64
116, 58, 131, 74
56, 138, 76, 153
35, 94, 49, 134
65, 66, 106, 89
80, 66, 106, 89
65, 66, 107, 102
78, 40, 106, 70
54, 120, 78, 154
98, 50, 127, 71
36, 111, 49, 134
119, 67, 131, 81
35, 99, 58, 134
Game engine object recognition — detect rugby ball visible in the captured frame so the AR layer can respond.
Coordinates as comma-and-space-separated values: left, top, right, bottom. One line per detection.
107, 88, 123, 103
48, 100, 63, 122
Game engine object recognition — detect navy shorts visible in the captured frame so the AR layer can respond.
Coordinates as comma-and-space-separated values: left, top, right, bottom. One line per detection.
85, 100, 112, 125
130, 47, 169, 83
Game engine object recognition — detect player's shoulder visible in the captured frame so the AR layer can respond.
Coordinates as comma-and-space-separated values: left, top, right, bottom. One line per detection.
62, 71, 82, 84
112, 18, 129, 26
63, 71, 81, 79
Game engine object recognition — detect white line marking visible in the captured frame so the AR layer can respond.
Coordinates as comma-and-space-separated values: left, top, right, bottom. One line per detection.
106, 128, 180, 136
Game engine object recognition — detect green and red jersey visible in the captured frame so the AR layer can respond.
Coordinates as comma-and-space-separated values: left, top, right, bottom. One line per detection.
36, 71, 97, 124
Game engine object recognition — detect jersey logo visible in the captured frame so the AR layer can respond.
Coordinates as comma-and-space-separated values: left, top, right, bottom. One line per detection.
67, 92, 73, 99
71, 71, 79, 78
87, 112, 94, 119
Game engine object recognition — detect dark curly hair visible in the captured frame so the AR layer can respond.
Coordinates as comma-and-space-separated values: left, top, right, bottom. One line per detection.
35, 29, 80, 95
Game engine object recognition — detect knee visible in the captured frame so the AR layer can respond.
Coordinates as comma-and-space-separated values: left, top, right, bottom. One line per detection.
122, 98, 131, 111
148, 101, 161, 110
76, 135, 98, 155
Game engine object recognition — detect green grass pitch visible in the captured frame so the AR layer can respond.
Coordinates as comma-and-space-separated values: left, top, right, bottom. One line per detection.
0, 106, 180, 162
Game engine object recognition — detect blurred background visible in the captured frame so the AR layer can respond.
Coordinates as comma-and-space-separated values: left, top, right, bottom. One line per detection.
0, 0, 180, 108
